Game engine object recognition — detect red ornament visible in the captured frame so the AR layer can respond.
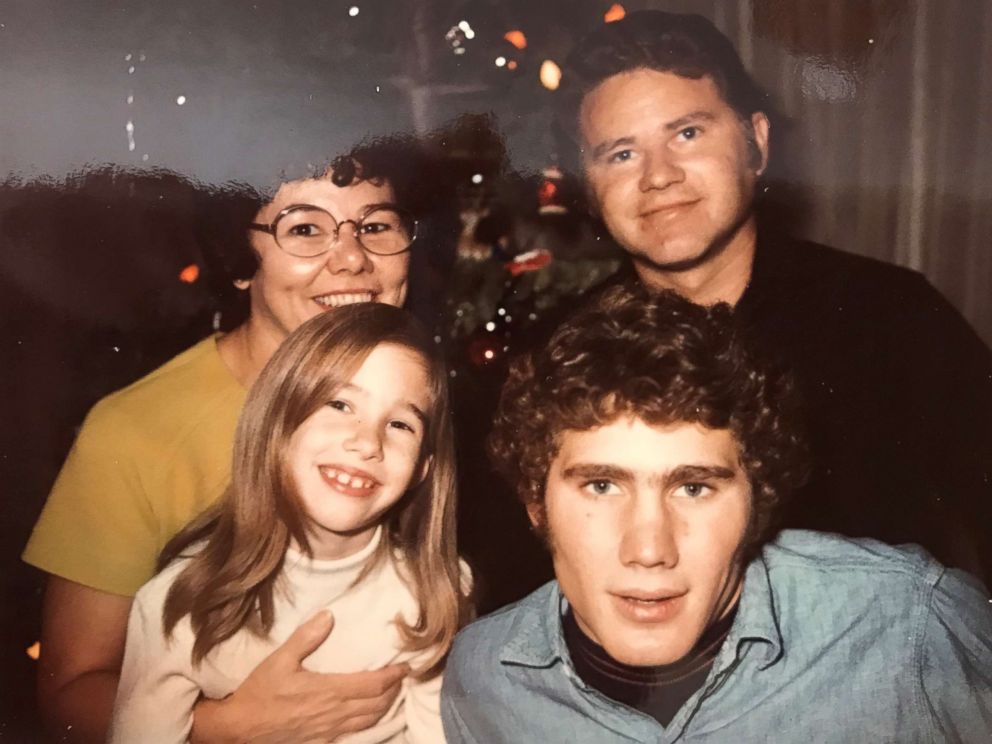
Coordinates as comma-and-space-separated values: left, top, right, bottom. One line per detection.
505, 248, 553, 276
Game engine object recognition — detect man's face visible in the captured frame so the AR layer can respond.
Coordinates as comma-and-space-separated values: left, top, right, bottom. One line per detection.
579, 68, 769, 281
535, 416, 751, 666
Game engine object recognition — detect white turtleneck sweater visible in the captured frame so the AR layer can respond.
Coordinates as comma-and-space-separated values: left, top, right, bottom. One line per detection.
110, 528, 446, 743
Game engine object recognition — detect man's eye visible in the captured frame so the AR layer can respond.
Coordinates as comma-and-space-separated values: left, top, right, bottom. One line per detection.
607, 149, 633, 164
583, 480, 616, 495
678, 482, 711, 498
678, 126, 700, 141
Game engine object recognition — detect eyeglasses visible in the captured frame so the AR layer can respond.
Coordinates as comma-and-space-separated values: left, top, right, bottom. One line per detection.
249, 204, 417, 258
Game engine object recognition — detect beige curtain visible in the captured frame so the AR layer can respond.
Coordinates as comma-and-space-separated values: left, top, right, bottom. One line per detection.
650, 0, 991, 344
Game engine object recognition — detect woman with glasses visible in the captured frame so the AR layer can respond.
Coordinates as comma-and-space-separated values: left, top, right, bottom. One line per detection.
24, 136, 456, 743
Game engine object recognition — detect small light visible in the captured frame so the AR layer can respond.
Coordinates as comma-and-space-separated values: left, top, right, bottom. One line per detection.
26, 642, 40, 661
458, 20, 475, 39
454, 47, 466, 55
507, 60, 518, 71
124, 53, 132, 61
471, 173, 483, 184
604, 4, 626, 23
484, 349, 495, 360
128, 65, 135, 74
540, 60, 561, 90
176, 95, 186, 105
868, 38, 875, 44
349, 5, 360, 16
485, 321, 496, 332
497, 307, 506, 316
141, 154, 149, 161
126, 94, 134, 104
505, 315, 513, 323
495, 56, 506, 67
179, 264, 200, 283
504, 30, 527, 49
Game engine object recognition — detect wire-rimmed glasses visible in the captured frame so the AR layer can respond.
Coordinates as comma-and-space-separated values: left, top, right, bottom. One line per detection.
249, 203, 417, 258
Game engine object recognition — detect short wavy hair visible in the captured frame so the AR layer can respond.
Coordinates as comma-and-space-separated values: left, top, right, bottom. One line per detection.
196, 133, 459, 330
489, 285, 808, 558
554, 10, 769, 173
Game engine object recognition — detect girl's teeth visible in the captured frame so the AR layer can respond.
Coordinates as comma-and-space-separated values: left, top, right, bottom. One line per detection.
323, 467, 373, 489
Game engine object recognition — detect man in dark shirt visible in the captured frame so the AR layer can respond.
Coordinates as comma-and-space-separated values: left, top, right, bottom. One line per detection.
442, 287, 992, 743
553, 10, 992, 581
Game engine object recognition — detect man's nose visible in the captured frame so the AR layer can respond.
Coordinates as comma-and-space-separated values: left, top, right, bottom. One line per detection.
619, 499, 680, 568
324, 222, 372, 274
638, 149, 684, 192
343, 419, 384, 460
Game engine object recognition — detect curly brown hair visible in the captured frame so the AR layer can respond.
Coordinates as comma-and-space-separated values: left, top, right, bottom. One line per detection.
489, 285, 809, 558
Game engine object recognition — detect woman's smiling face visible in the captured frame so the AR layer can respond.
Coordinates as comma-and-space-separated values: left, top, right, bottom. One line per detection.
245, 173, 410, 341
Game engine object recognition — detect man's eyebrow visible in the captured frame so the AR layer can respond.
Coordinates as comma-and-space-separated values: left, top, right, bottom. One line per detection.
664, 110, 718, 131
560, 463, 634, 482
590, 136, 636, 162
664, 464, 737, 485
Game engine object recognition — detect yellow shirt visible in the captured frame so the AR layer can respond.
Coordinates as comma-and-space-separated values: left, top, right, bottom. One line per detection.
22, 335, 246, 597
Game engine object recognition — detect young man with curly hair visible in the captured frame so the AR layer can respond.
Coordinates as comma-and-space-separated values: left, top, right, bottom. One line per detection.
441, 287, 992, 743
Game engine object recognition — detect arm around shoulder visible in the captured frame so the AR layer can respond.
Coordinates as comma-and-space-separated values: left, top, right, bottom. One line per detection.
37, 576, 133, 744
920, 568, 992, 741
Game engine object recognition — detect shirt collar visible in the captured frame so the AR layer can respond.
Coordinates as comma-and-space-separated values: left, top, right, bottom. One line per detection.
723, 551, 784, 670
499, 582, 571, 668
497, 552, 785, 672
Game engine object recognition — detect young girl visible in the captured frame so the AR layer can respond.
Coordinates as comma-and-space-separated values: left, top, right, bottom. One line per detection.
109, 304, 470, 743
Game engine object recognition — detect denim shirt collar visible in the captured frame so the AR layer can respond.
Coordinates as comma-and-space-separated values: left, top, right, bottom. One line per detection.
497, 551, 784, 672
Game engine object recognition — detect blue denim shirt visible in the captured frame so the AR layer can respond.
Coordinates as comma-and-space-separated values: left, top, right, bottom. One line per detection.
442, 530, 992, 743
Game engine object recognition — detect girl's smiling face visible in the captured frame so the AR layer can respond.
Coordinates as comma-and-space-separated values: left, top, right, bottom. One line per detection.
286, 342, 432, 560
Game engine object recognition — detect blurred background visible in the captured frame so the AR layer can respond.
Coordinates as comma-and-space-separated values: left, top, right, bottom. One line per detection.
2, 0, 990, 738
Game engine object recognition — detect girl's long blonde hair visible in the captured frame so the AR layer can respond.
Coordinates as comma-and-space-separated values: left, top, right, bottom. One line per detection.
160, 304, 468, 677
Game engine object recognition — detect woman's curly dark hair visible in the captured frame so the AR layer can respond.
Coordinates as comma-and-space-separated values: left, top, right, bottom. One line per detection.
489, 284, 809, 559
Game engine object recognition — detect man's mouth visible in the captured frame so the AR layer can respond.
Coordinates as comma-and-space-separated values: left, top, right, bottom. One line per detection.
318, 466, 379, 496
639, 200, 699, 219
313, 292, 376, 308
613, 590, 687, 622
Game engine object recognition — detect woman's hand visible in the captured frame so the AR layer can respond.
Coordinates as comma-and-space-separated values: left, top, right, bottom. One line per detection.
191, 610, 408, 744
